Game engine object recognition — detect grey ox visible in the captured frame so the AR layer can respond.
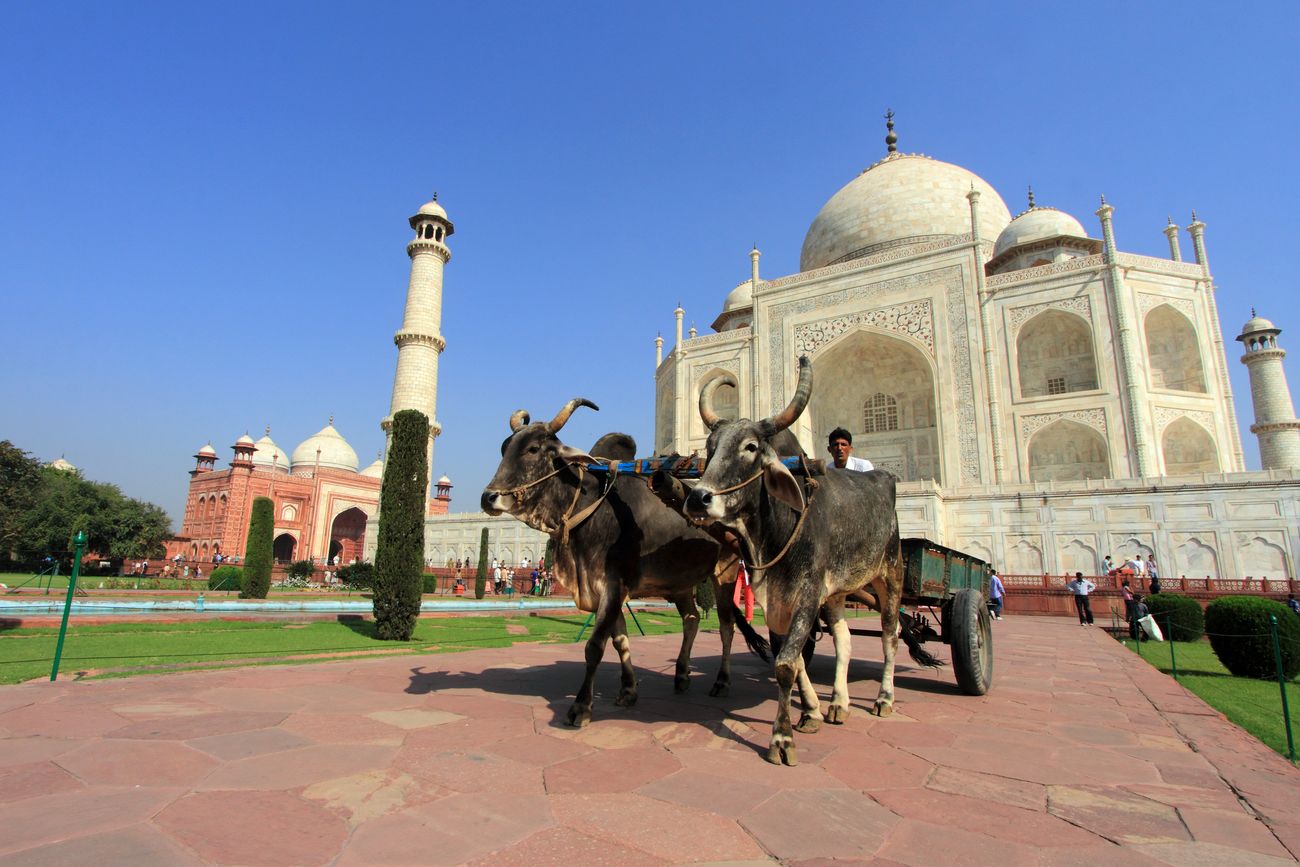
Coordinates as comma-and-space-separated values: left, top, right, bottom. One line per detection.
684, 355, 905, 766
480, 399, 768, 727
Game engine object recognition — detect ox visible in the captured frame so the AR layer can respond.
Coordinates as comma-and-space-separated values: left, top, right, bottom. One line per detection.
481, 398, 768, 727
684, 355, 905, 765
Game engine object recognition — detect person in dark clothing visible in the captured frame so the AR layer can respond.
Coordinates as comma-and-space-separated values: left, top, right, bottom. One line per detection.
1148, 575, 1162, 595
1122, 580, 1138, 639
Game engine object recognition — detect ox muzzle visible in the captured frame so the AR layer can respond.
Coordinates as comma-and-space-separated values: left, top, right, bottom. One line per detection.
480, 489, 514, 516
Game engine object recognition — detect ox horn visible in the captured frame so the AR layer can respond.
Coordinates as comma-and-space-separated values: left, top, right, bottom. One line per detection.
546, 398, 599, 433
699, 374, 739, 431
508, 410, 531, 432
762, 355, 813, 435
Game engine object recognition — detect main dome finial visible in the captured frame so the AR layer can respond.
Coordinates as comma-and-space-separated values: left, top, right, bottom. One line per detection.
1027, 185, 1035, 209
884, 108, 897, 154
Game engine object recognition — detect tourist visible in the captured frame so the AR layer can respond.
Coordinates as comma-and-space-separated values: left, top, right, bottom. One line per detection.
827, 427, 874, 472
1147, 555, 1159, 583
530, 567, 540, 594
1133, 594, 1152, 641
1103, 554, 1114, 575
1066, 572, 1096, 625
1288, 594, 1300, 616
1122, 580, 1138, 638
1148, 571, 1162, 596
987, 568, 1004, 620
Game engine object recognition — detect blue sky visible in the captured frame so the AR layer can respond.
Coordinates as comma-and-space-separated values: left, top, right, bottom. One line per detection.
2, 3, 1297, 526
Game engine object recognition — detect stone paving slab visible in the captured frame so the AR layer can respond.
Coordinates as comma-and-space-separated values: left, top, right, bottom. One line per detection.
0, 616, 1297, 864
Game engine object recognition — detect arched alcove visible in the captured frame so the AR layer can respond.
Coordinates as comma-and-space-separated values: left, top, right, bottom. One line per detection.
1240, 537, 1287, 578
1005, 539, 1044, 575
810, 330, 940, 482
1145, 305, 1206, 392
1162, 418, 1219, 475
329, 507, 368, 565
1027, 420, 1110, 482
1059, 539, 1098, 575
1017, 310, 1099, 398
273, 533, 296, 563
1175, 536, 1220, 579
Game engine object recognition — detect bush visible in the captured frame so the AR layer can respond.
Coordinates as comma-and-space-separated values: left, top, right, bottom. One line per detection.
373, 409, 429, 640
337, 561, 373, 590
208, 565, 243, 591
287, 559, 317, 581
1144, 593, 1205, 641
422, 573, 440, 594
241, 497, 274, 599
1205, 596, 1300, 680
475, 528, 489, 600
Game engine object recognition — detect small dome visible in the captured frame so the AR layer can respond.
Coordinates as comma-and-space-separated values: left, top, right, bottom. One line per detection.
197, 443, 218, 457
235, 433, 256, 446
48, 457, 76, 472
291, 420, 359, 473
723, 280, 752, 312
436, 474, 452, 486
360, 457, 384, 478
1241, 313, 1278, 334
801, 153, 1011, 272
252, 429, 289, 472
993, 207, 1089, 258
416, 197, 447, 220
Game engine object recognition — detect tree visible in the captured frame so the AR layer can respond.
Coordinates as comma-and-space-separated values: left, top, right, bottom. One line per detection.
373, 409, 429, 640
241, 497, 274, 599
0, 441, 42, 557
475, 527, 489, 599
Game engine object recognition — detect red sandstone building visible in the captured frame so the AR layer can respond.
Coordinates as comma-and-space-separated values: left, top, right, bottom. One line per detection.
166, 421, 451, 565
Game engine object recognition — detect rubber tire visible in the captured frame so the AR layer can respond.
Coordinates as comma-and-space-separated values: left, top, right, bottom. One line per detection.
950, 588, 993, 696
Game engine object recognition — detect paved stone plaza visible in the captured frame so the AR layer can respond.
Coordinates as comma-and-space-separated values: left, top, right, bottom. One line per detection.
0, 616, 1297, 864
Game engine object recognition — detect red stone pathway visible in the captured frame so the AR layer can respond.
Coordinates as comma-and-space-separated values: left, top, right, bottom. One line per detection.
1, 616, 1297, 864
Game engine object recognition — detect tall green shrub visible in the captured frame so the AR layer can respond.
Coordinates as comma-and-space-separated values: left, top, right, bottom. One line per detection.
241, 497, 273, 599
1205, 596, 1300, 680
208, 564, 242, 592
475, 527, 489, 599
373, 410, 429, 640
1144, 593, 1205, 641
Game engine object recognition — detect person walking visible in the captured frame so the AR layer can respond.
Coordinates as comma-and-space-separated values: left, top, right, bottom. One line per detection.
1066, 571, 1096, 625
1122, 580, 1138, 638
988, 569, 1005, 621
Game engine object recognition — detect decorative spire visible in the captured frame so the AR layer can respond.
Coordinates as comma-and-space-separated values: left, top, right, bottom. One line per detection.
1167, 215, 1174, 226
265, 424, 271, 435
328, 415, 334, 426
432, 191, 438, 202
884, 108, 897, 154
1027, 185, 1035, 209
1099, 194, 1107, 206
1191, 209, 1199, 223
1252, 307, 1257, 318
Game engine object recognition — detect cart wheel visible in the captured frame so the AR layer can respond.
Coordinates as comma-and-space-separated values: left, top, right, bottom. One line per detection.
950, 588, 993, 695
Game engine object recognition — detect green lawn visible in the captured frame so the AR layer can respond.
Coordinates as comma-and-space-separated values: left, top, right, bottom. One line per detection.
1122, 636, 1299, 763
0, 610, 728, 684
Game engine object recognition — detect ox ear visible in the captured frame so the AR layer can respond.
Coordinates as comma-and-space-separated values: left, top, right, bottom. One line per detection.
762, 456, 805, 513
557, 444, 597, 466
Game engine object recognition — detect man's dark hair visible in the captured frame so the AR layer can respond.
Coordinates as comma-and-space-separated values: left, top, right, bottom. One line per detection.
1075, 572, 1084, 578
827, 427, 852, 445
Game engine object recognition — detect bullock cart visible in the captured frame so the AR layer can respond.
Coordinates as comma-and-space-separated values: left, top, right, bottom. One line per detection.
849, 537, 993, 696
591, 458, 993, 696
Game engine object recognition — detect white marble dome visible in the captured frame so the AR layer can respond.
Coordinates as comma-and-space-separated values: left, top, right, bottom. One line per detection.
197, 443, 218, 457
252, 428, 289, 472
723, 280, 752, 312
800, 153, 1012, 272
1241, 313, 1278, 334
360, 457, 384, 478
291, 421, 359, 473
993, 207, 1088, 259
436, 474, 452, 486
416, 198, 447, 220
48, 457, 76, 472
235, 433, 255, 447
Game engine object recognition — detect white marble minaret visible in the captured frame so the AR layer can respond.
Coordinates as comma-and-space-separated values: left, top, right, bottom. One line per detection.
1237, 311, 1300, 470
384, 195, 453, 503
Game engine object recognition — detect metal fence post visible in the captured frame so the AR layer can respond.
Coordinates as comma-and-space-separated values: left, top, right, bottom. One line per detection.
1269, 614, 1296, 763
50, 531, 85, 681
1167, 615, 1177, 680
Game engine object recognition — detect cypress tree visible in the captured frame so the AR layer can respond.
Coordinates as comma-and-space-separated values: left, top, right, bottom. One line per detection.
373, 409, 429, 640
241, 497, 273, 599
474, 527, 489, 599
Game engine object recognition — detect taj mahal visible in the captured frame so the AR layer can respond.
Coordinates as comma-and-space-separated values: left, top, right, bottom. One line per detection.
175, 122, 1300, 580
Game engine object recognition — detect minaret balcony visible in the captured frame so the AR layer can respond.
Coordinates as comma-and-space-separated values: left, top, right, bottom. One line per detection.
406, 238, 451, 262
394, 330, 445, 351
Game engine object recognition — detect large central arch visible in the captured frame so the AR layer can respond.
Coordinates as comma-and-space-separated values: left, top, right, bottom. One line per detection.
809, 330, 941, 482
329, 507, 369, 565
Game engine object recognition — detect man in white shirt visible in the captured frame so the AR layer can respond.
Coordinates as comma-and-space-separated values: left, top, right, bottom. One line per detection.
1066, 572, 1096, 626
827, 427, 874, 473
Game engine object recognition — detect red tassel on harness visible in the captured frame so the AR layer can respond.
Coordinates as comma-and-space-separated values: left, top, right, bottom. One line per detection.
733, 560, 755, 623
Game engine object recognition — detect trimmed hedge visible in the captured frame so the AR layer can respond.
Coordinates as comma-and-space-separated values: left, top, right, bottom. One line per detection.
208, 565, 243, 591
287, 559, 316, 581
373, 410, 429, 640
241, 497, 274, 599
1205, 596, 1300, 680
337, 561, 373, 590
475, 527, 489, 600
422, 573, 440, 594
1144, 593, 1205, 641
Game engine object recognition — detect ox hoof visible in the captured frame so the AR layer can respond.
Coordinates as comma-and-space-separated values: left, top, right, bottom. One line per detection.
708, 681, 730, 697
614, 689, 638, 707
674, 675, 691, 694
766, 740, 798, 766
795, 712, 822, 734
873, 698, 895, 718
826, 704, 850, 725
566, 705, 592, 727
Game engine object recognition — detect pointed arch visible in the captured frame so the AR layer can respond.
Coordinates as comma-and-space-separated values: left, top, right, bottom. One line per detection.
1175, 536, 1220, 579
1145, 304, 1206, 392
1162, 417, 1219, 475
1027, 420, 1110, 482
1017, 309, 1098, 398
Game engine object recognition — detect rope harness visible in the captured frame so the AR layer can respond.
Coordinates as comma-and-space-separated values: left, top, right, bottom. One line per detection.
493, 459, 619, 545
709, 454, 820, 572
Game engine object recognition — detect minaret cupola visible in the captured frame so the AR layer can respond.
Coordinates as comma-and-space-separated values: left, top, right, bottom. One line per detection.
1237, 311, 1300, 470
409, 193, 454, 256
192, 443, 218, 476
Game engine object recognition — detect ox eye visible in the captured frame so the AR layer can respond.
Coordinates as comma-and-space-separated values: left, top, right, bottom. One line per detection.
527, 444, 541, 454
743, 442, 758, 453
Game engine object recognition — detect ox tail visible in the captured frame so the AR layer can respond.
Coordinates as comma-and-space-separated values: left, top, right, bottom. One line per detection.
899, 610, 945, 668
735, 615, 771, 662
